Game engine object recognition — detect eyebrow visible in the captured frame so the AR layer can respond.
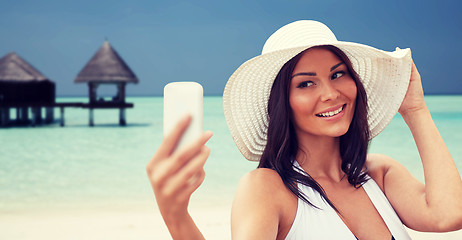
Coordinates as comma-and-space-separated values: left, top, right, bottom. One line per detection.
291, 62, 344, 79
330, 62, 344, 72
291, 72, 316, 78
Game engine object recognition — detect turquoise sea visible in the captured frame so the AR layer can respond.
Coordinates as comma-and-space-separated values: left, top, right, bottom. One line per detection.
0, 96, 461, 213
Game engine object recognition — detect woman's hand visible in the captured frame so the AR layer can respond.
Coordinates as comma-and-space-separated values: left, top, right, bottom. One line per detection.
398, 60, 426, 117
146, 115, 212, 239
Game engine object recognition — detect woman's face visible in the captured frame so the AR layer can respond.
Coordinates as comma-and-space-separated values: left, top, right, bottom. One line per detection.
289, 48, 357, 140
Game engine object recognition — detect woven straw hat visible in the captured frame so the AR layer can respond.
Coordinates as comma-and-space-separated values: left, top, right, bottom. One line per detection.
223, 20, 412, 161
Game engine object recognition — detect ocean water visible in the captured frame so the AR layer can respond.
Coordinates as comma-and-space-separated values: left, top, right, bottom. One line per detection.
0, 95, 461, 213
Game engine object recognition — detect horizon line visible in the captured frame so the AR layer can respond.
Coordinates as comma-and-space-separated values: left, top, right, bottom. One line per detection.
56, 93, 462, 98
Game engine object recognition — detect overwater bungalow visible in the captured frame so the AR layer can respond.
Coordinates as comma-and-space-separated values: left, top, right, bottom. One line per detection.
0, 52, 56, 126
74, 41, 138, 126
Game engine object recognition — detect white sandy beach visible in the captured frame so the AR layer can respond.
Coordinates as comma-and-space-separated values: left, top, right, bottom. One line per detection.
0, 202, 231, 240
1, 200, 461, 240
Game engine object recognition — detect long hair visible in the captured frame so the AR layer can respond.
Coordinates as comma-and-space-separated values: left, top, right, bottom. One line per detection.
258, 45, 370, 211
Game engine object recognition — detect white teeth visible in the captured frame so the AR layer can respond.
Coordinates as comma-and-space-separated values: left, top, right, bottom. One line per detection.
317, 105, 344, 117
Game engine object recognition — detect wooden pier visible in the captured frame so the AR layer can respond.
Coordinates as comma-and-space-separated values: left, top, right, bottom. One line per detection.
1, 41, 138, 128
0, 102, 133, 127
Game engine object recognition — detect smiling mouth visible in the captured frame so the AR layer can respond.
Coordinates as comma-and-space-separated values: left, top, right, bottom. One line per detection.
316, 105, 345, 117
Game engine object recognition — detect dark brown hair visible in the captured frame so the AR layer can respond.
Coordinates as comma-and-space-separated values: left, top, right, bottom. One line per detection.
258, 45, 370, 210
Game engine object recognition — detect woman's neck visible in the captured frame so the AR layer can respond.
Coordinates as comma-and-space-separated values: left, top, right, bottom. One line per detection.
296, 135, 345, 182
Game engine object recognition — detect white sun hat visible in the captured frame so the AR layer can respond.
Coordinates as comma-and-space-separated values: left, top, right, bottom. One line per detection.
223, 20, 412, 162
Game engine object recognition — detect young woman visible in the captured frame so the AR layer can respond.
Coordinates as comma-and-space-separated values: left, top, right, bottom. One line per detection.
146, 20, 462, 239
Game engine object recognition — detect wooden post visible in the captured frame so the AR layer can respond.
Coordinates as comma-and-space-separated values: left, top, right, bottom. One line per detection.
60, 106, 65, 127
23, 107, 29, 123
0, 108, 9, 126
89, 83, 94, 103
31, 107, 37, 126
89, 83, 98, 104
16, 107, 27, 124
45, 107, 54, 123
89, 108, 94, 126
117, 83, 126, 103
30, 107, 42, 125
16, 107, 20, 122
36, 107, 42, 124
6, 108, 10, 125
119, 108, 126, 126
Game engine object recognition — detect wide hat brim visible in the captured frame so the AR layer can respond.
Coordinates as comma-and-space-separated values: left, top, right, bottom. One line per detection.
223, 21, 412, 161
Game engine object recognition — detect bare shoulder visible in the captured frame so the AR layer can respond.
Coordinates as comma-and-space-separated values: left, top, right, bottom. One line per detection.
240, 168, 286, 187
235, 168, 290, 205
232, 168, 296, 239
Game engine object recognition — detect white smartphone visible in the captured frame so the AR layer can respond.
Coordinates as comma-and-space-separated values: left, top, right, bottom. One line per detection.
163, 82, 203, 151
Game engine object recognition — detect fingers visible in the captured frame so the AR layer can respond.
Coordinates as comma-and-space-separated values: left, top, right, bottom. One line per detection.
149, 131, 212, 189
167, 131, 213, 173
398, 58, 425, 115
178, 168, 206, 201
161, 146, 210, 200
411, 60, 421, 79
154, 115, 192, 161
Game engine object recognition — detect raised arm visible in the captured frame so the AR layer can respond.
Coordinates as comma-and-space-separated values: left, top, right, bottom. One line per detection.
146, 115, 213, 240
369, 60, 462, 232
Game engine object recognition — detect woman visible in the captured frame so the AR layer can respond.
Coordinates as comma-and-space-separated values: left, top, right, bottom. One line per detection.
146, 20, 462, 239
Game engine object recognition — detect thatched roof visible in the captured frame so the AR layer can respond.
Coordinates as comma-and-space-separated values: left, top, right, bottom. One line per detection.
0, 52, 50, 82
74, 41, 139, 84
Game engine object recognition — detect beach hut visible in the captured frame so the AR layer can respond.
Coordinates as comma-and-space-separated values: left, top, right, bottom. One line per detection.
74, 41, 138, 126
0, 52, 55, 126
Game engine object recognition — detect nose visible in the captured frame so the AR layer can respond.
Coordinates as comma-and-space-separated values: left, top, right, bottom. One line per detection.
320, 81, 340, 102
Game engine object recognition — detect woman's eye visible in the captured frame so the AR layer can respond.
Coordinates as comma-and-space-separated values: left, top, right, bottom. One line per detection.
331, 71, 345, 80
297, 81, 314, 88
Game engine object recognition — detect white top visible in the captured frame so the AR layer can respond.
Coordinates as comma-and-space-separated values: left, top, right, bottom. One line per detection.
285, 163, 411, 240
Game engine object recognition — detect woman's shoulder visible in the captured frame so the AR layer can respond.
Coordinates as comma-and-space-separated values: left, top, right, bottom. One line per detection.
241, 168, 284, 183
236, 168, 290, 199
234, 168, 295, 211
232, 168, 297, 238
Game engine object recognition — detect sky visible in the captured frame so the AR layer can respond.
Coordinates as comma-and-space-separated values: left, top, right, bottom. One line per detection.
1, 0, 461, 96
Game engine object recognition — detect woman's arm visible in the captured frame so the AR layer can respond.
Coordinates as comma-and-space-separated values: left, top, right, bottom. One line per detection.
146, 115, 213, 240
370, 61, 462, 232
